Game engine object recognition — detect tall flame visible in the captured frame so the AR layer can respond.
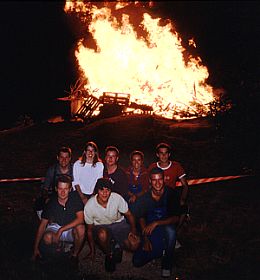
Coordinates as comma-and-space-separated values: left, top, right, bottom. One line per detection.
65, 1, 215, 119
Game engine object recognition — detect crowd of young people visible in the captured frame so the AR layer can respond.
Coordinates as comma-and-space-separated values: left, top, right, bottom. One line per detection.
32, 142, 189, 278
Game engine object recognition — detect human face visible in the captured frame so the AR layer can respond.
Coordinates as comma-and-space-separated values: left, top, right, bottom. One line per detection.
56, 182, 71, 201
131, 154, 143, 171
85, 145, 96, 163
57, 151, 71, 168
97, 187, 111, 204
105, 150, 118, 167
156, 147, 170, 164
150, 172, 164, 195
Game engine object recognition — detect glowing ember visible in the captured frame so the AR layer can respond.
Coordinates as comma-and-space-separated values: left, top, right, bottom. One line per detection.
64, 1, 215, 119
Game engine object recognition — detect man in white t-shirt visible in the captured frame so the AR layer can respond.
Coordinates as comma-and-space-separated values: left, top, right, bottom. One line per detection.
84, 178, 140, 272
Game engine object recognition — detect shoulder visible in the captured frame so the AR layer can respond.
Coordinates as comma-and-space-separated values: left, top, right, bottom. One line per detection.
95, 161, 104, 168
140, 166, 149, 175
165, 187, 179, 199
116, 166, 127, 176
69, 190, 83, 203
45, 195, 58, 208
69, 190, 80, 198
118, 166, 126, 172
84, 196, 96, 209
73, 160, 82, 167
111, 192, 124, 200
124, 166, 131, 174
148, 162, 157, 170
138, 189, 151, 202
172, 161, 183, 168
46, 164, 57, 173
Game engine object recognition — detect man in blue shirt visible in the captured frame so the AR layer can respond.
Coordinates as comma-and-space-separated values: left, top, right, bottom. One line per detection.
132, 167, 180, 278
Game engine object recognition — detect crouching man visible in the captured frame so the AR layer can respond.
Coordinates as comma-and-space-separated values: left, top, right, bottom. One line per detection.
84, 177, 140, 272
32, 175, 85, 265
132, 167, 180, 278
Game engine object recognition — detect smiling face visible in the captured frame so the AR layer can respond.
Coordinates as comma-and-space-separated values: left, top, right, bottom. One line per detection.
131, 154, 143, 171
56, 181, 71, 202
57, 151, 71, 168
97, 187, 111, 205
150, 172, 164, 196
105, 150, 118, 167
156, 147, 170, 164
85, 145, 96, 163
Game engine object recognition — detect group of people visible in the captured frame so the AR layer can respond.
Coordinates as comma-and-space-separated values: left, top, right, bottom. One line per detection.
32, 142, 189, 278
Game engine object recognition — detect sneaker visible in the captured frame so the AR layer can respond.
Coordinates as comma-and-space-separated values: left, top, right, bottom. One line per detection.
161, 269, 171, 278
105, 253, 116, 272
175, 239, 182, 249
113, 243, 123, 263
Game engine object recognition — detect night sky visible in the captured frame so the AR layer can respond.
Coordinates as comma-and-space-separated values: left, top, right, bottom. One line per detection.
0, 1, 259, 129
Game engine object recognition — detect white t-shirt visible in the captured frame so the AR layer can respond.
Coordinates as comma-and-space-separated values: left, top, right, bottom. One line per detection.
72, 160, 104, 195
84, 192, 128, 225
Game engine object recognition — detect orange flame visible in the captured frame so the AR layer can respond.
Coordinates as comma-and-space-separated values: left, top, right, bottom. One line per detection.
64, 1, 215, 119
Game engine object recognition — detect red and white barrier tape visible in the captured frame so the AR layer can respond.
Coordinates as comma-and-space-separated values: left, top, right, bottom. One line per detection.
0, 174, 250, 185
176, 175, 250, 187
0, 177, 44, 183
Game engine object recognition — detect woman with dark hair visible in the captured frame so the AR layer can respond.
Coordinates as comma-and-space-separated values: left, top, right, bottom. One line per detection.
73, 141, 104, 204
125, 150, 149, 213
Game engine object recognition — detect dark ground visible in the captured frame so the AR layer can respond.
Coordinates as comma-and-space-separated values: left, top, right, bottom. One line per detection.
0, 115, 259, 280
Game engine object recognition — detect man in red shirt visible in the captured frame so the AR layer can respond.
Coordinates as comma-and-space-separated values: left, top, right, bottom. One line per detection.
148, 143, 189, 239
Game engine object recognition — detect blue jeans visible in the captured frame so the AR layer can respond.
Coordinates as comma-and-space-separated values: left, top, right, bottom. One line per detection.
132, 224, 176, 270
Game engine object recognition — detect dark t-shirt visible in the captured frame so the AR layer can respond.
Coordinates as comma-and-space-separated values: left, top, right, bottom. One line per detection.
41, 191, 84, 226
134, 186, 180, 221
43, 163, 74, 194
103, 166, 128, 198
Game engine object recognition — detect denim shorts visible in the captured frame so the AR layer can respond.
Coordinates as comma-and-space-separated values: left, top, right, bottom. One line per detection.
93, 219, 130, 247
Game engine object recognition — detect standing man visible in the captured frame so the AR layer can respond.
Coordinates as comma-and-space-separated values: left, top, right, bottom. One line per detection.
103, 146, 128, 199
32, 175, 85, 266
132, 167, 180, 278
148, 142, 189, 232
84, 178, 140, 272
34, 146, 74, 219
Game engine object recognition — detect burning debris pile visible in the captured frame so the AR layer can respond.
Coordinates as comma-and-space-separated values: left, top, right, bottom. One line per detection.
63, 1, 224, 120
63, 79, 153, 122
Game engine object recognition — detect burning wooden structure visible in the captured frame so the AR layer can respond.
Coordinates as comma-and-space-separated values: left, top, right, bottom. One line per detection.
74, 91, 153, 122
59, 81, 153, 122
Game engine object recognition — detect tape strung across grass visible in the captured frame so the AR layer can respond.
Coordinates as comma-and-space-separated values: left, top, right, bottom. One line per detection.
176, 175, 250, 186
0, 175, 250, 185
0, 177, 44, 183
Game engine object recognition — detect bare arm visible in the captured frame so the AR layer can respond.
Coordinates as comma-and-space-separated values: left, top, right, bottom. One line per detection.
124, 209, 137, 235
143, 216, 180, 236
139, 217, 152, 251
32, 218, 49, 260
75, 185, 88, 205
179, 176, 189, 205
53, 211, 84, 243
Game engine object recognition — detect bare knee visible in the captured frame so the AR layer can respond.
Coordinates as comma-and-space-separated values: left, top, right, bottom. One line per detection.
73, 224, 85, 240
43, 231, 53, 245
97, 228, 109, 243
